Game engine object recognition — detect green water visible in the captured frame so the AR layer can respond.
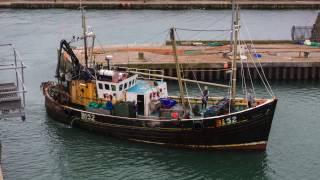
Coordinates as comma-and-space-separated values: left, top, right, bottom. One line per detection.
0, 9, 319, 180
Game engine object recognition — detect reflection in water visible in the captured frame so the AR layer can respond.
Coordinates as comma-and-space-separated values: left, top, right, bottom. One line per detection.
45, 116, 269, 179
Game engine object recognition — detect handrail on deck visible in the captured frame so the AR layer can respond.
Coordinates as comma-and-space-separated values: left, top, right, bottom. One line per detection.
117, 66, 164, 82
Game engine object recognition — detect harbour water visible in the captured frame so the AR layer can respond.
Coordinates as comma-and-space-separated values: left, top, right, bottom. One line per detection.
0, 9, 320, 179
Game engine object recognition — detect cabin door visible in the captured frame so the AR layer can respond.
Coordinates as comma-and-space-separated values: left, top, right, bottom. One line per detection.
137, 95, 145, 115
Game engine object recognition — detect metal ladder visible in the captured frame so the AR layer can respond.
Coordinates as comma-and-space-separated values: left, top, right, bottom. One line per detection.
0, 44, 26, 120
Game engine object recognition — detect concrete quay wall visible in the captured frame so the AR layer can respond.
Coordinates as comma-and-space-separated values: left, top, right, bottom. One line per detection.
121, 62, 320, 81
1, 0, 320, 9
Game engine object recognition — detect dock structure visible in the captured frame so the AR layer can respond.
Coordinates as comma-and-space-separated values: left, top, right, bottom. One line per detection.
1, 0, 320, 9
0, 44, 26, 180
70, 41, 320, 81
0, 44, 26, 120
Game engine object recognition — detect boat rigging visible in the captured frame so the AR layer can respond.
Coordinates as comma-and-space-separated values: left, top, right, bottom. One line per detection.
42, 2, 278, 151
231, 3, 240, 104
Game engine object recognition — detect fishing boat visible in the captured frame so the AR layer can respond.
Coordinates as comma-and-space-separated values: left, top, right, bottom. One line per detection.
42, 4, 277, 151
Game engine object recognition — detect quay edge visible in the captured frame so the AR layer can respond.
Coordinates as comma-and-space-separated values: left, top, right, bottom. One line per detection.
71, 42, 320, 81
116, 62, 320, 81
1, 1, 320, 10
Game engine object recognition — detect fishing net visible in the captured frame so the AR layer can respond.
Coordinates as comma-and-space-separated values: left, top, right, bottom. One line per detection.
291, 26, 312, 41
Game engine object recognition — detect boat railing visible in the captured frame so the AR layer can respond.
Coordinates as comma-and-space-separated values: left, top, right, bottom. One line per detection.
119, 66, 164, 82
0, 44, 27, 120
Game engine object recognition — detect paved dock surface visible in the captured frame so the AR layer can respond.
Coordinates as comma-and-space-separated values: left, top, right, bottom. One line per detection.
70, 43, 320, 80
75, 43, 320, 66
1, 0, 320, 9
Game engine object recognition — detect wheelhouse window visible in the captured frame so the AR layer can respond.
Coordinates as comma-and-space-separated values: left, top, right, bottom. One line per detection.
104, 84, 110, 90
119, 84, 123, 91
129, 81, 132, 87
111, 85, 116, 91
124, 83, 127, 89
98, 83, 103, 90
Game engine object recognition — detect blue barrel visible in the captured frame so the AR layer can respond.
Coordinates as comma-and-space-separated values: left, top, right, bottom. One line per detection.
160, 98, 176, 109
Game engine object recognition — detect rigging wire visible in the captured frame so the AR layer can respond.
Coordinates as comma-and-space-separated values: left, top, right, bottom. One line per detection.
238, 41, 249, 99
175, 29, 192, 110
175, 28, 231, 32
175, 12, 231, 33
191, 70, 203, 93
182, 67, 193, 112
241, 17, 275, 97
183, 68, 231, 72
239, 40, 256, 98
249, 46, 275, 97
181, 29, 231, 42
175, 29, 203, 95
95, 38, 109, 55
175, 12, 231, 40
244, 52, 256, 97
140, 29, 170, 44
239, 54, 248, 100
136, 30, 171, 62
241, 40, 274, 97
228, 69, 232, 113
174, 26, 231, 100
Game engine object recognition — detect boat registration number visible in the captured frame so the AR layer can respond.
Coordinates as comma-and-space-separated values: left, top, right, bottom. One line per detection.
225, 116, 237, 124
216, 116, 237, 127
81, 112, 95, 122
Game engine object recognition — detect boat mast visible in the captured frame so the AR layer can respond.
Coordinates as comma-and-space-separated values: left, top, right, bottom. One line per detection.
170, 28, 186, 106
81, 6, 88, 68
231, 3, 240, 102
230, 0, 235, 52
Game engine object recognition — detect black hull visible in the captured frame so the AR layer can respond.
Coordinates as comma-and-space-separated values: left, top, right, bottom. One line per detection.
44, 86, 277, 151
